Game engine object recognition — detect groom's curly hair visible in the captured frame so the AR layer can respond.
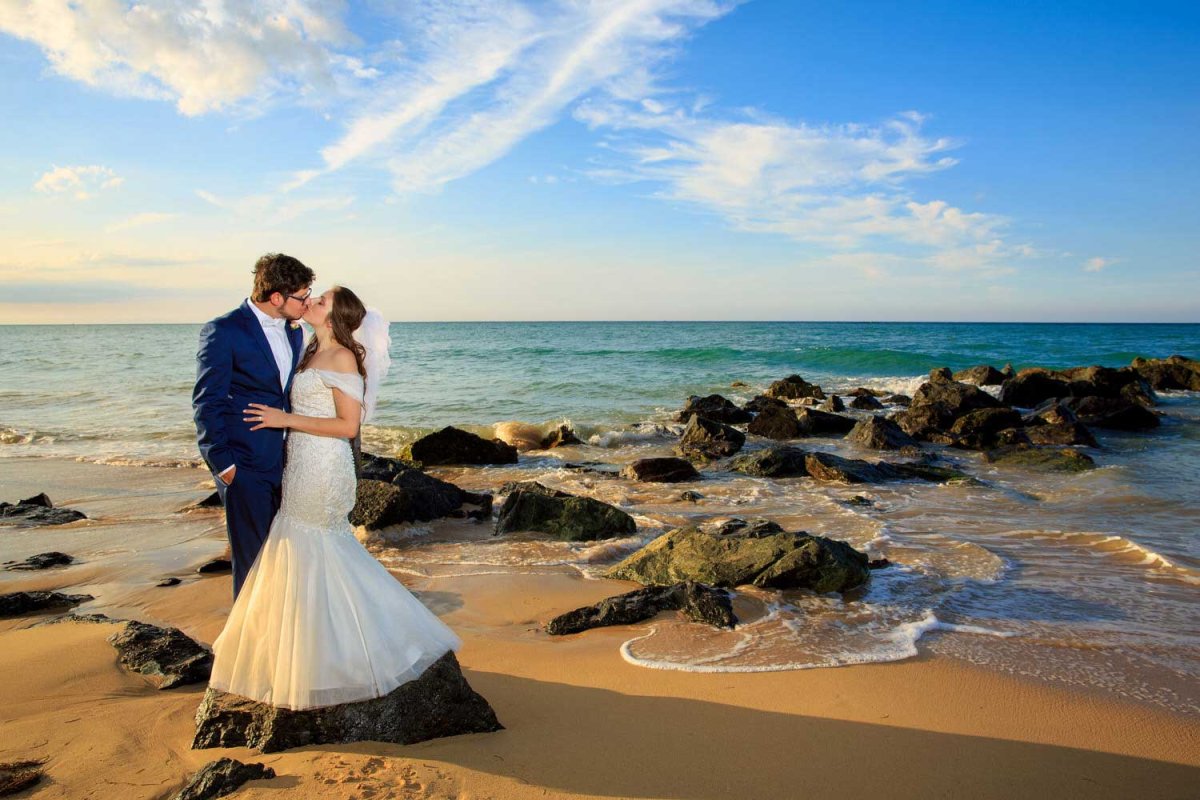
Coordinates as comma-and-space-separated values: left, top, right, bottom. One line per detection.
251, 253, 315, 302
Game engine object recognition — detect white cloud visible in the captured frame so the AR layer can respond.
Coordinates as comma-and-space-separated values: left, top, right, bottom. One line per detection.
105, 211, 178, 232
1083, 256, 1112, 272
0, 0, 361, 116
196, 187, 353, 225
34, 164, 123, 199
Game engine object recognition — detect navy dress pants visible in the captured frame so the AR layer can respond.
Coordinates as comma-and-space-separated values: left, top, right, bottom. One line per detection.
214, 467, 282, 599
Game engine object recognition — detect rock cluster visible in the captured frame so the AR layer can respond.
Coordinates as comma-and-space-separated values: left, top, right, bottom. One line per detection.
0, 493, 86, 526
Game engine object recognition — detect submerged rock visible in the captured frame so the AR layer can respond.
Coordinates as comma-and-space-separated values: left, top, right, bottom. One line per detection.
539, 424, 582, 449
1132, 355, 1200, 391
604, 525, 869, 593
846, 416, 919, 451
804, 452, 969, 484
729, 446, 809, 478
108, 620, 213, 689
677, 394, 752, 425
0, 590, 92, 618
402, 427, 518, 466
679, 490, 704, 503
0, 494, 86, 527
171, 758, 276, 800
620, 457, 701, 483
192, 651, 502, 753
494, 482, 636, 541
983, 445, 1096, 472
794, 408, 857, 435
546, 582, 736, 635
2, 551, 73, 571
765, 374, 826, 401
746, 405, 801, 439
676, 415, 746, 461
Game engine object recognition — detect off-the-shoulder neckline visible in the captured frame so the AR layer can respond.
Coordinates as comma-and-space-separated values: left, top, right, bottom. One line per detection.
300, 368, 362, 378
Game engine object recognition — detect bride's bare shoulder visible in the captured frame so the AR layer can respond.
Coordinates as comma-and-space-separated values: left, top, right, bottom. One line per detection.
327, 346, 359, 374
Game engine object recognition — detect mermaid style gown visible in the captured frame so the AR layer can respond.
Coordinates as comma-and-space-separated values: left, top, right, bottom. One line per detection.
208, 368, 462, 710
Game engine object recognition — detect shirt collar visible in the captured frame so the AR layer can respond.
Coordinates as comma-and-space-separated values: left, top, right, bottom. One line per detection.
248, 299, 286, 328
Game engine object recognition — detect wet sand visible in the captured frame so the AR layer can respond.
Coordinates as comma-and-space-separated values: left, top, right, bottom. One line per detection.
1, 457, 1198, 799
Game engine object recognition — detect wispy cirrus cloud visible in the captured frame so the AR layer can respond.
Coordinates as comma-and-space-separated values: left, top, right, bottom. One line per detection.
34, 164, 123, 199
1083, 256, 1114, 272
576, 99, 1021, 266
105, 211, 178, 232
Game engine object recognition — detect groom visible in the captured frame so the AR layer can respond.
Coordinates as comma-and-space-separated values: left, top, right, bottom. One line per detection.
193, 253, 314, 598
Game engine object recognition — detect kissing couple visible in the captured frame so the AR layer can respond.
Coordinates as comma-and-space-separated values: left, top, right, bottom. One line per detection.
191, 253, 460, 710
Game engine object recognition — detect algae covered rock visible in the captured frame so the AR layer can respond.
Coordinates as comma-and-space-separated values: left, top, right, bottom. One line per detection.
983, 446, 1096, 472
495, 482, 636, 541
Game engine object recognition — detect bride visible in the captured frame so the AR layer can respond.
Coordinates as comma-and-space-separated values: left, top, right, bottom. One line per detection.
207, 285, 462, 710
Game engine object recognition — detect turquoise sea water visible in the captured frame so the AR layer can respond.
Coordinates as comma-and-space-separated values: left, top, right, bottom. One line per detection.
1, 321, 1198, 710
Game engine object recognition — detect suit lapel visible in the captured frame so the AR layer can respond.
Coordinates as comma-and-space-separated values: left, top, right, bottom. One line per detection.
240, 301, 284, 392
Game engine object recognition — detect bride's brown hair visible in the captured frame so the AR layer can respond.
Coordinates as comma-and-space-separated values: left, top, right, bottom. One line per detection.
298, 286, 367, 378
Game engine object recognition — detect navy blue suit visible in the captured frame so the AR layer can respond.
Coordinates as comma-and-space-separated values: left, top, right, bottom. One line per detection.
193, 301, 304, 598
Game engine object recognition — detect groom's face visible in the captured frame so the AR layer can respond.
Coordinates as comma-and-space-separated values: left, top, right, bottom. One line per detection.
273, 284, 312, 321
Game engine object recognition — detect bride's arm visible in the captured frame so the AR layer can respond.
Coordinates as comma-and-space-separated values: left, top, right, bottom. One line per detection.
245, 389, 361, 439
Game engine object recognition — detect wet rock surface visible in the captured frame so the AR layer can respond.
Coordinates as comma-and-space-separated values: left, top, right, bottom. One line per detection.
2, 551, 73, 571
0, 493, 87, 527
677, 394, 752, 425
108, 620, 213, 689
351, 457, 493, 529
0, 590, 93, 618
620, 457, 701, 483
677, 415, 746, 461
402, 426, 518, 466
495, 482, 636, 541
192, 651, 502, 753
546, 581, 736, 635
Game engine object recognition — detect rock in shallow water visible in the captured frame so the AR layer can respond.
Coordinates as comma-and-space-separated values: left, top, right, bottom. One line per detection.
603, 525, 869, 593
171, 758, 275, 800
402, 426, 518, 466
495, 482, 636, 541
0, 590, 92, 618
620, 457, 700, 483
676, 415, 746, 461
0, 493, 86, 527
2, 551, 73, 571
677, 394, 752, 425
108, 620, 213, 689
191, 651, 502, 753
765, 374, 826, 401
846, 416, 919, 451
983, 445, 1096, 472
546, 581, 736, 635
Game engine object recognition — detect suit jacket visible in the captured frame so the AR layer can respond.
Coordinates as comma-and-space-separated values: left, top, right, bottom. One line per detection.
193, 301, 304, 476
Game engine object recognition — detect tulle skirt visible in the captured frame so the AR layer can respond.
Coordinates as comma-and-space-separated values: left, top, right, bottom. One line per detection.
209, 514, 462, 710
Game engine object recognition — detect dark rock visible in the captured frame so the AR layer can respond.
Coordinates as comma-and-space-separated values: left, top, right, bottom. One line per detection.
849, 387, 884, 397
844, 496, 874, 507
819, 395, 845, 412
604, 526, 869, 593
494, 482, 636, 541
746, 405, 801, 439
765, 374, 826, 401
849, 394, 884, 410
561, 462, 622, 476
0, 759, 45, 796
948, 408, 1026, 450
804, 452, 968, 484
998, 369, 1072, 408
0, 590, 92, 617
192, 650, 502, 753
676, 415, 746, 461
1025, 421, 1099, 447
983, 446, 1096, 472
953, 365, 1007, 386
882, 394, 912, 407
868, 558, 892, 570
539, 424, 582, 449
108, 620, 213, 689
709, 518, 786, 538
620, 457, 701, 483
1132, 355, 1200, 391
180, 492, 223, 512
677, 394, 752, 425
2, 551, 73, 571
197, 557, 232, 574
729, 446, 809, 477
847, 416, 920, 451
0, 493, 86, 527
928, 367, 954, 383
1058, 365, 1157, 406
402, 426, 518, 466
546, 581, 736, 635
1022, 398, 1079, 427
157, 577, 183, 587
731, 380, 749, 388
1064, 396, 1160, 430
351, 461, 492, 529
678, 490, 704, 503
172, 758, 276, 800
743, 395, 787, 414
795, 408, 857, 435
896, 378, 1004, 438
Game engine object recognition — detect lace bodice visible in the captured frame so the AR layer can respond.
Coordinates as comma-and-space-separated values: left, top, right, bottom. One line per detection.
278, 370, 364, 534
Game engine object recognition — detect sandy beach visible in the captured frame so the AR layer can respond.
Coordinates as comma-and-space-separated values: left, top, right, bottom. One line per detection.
1, 456, 1197, 800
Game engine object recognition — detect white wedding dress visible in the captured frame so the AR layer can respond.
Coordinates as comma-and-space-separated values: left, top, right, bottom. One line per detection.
208, 368, 462, 710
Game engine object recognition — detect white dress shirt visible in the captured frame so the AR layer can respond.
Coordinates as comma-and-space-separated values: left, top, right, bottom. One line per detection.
218, 302, 295, 483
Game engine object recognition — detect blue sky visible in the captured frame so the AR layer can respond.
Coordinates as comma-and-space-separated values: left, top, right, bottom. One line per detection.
1, 0, 1197, 322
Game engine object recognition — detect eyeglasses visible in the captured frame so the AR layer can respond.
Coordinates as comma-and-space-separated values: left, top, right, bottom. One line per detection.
284, 289, 312, 304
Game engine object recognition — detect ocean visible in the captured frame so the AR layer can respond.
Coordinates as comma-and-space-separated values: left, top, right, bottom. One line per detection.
2, 321, 1198, 711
